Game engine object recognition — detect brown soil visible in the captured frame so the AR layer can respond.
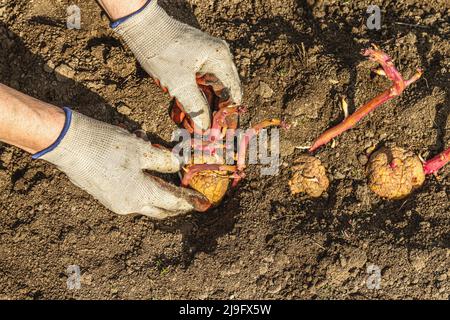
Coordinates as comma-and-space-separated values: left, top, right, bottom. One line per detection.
0, 0, 449, 299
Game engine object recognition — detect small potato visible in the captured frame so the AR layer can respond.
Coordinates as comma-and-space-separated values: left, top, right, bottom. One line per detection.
367, 147, 425, 199
289, 155, 329, 198
184, 154, 230, 206
188, 170, 230, 206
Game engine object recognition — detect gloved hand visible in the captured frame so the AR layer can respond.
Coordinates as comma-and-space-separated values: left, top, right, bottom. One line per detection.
113, 0, 242, 131
33, 108, 210, 219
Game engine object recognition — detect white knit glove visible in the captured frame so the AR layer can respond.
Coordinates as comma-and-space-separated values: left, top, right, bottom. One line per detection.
113, 0, 242, 131
33, 109, 210, 219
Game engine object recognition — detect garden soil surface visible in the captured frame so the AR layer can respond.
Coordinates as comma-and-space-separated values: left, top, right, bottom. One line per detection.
0, 0, 448, 299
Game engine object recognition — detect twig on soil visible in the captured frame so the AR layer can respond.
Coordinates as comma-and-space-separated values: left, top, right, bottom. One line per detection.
307, 237, 325, 250
331, 139, 337, 149
296, 43, 308, 67
423, 76, 429, 89
295, 145, 313, 150
397, 199, 409, 212
341, 230, 351, 239
394, 21, 430, 29
341, 96, 349, 119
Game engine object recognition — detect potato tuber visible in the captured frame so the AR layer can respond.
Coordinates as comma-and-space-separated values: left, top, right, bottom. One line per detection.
289, 155, 329, 198
367, 147, 425, 199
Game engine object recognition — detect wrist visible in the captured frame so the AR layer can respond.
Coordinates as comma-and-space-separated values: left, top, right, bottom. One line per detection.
32, 107, 72, 159
98, 0, 148, 22
0, 84, 66, 155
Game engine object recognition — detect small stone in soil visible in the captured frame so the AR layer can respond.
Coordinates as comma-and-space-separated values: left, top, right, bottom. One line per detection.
257, 81, 274, 99
55, 64, 75, 81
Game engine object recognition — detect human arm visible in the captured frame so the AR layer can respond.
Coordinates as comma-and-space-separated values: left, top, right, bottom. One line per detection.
0, 83, 65, 154
0, 84, 210, 218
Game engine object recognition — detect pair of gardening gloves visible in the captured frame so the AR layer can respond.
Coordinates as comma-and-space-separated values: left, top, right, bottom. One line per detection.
35, 0, 242, 219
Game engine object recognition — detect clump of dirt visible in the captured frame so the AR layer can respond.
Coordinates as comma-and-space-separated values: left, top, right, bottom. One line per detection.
0, 0, 449, 299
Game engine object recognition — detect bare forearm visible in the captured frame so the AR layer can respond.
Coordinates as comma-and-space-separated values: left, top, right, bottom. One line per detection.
96, 0, 147, 20
0, 84, 65, 154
